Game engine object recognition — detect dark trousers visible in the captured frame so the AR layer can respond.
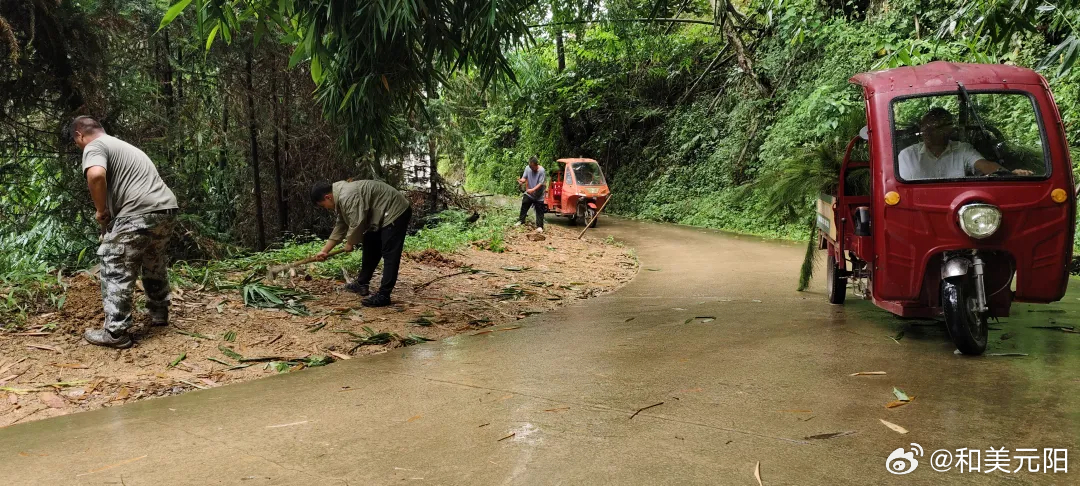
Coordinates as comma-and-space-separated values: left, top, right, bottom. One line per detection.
355, 208, 412, 296
519, 194, 545, 228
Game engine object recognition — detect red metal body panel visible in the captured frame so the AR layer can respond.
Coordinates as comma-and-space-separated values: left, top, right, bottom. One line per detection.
544, 159, 610, 217
842, 62, 1076, 313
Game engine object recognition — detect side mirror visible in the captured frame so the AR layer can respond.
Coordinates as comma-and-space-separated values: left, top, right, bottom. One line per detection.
858, 126, 869, 141
854, 206, 871, 237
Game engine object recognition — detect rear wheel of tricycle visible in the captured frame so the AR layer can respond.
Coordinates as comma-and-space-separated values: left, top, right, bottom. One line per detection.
826, 253, 847, 305
941, 275, 988, 355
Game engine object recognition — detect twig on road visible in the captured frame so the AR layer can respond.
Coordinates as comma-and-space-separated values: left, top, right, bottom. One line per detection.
630, 401, 664, 419
413, 268, 479, 291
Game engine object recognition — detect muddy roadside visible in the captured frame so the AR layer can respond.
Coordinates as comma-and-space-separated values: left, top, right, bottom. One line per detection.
0, 223, 636, 426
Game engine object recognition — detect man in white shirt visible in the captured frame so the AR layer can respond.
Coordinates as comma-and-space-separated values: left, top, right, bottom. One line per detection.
898, 108, 1033, 180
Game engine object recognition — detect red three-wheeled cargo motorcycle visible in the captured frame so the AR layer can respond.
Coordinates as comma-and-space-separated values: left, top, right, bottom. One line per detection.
818, 62, 1077, 355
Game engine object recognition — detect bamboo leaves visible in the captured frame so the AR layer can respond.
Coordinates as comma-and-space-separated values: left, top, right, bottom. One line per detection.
241, 282, 310, 315
159, 0, 195, 32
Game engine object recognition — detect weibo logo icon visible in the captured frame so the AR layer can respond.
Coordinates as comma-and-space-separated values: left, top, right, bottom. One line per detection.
886, 443, 923, 475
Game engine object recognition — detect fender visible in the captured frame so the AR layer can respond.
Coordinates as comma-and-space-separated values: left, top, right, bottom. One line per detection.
942, 257, 971, 280
587, 202, 598, 209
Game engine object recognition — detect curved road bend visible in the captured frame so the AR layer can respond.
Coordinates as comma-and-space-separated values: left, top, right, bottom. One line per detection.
1, 217, 1077, 485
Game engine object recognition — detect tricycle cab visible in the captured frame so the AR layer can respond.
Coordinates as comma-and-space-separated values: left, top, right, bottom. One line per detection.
545, 158, 611, 224
819, 62, 1077, 354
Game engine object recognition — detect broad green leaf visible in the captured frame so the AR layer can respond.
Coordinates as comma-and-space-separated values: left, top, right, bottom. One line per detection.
339, 83, 358, 111
1058, 36, 1075, 76
158, 0, 193, 32
288, 42, 308, 69
311, 54, 323, 84
254, 19, 267, 46
892, 387, 910, 402
897, 48, 911, 66
205, 23, 221, 51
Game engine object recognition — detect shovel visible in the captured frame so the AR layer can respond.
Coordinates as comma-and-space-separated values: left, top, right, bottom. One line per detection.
267, 248, 348, 279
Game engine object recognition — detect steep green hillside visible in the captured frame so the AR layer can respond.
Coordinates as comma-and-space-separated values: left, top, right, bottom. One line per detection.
446, 0, 1080, 240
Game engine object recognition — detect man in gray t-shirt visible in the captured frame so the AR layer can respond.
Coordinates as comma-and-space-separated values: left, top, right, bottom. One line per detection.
72, 116, 178, 348
516, 156, 546, 232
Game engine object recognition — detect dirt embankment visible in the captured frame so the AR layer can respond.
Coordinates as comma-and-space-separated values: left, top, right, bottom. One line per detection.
0, 224, 636, 426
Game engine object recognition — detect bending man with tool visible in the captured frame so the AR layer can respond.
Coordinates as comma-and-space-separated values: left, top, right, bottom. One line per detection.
311, 180, 412, 307
71, 116, 179, 348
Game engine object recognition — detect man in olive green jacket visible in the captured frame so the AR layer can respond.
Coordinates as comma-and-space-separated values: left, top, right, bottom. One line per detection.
311, 180, 412, 307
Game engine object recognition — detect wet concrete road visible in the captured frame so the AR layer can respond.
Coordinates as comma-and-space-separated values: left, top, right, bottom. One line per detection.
2, 218, 1078, 485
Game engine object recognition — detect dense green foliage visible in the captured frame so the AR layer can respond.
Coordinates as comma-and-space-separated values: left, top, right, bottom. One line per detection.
0, 0, 527, 323
443, 0, 1080, 241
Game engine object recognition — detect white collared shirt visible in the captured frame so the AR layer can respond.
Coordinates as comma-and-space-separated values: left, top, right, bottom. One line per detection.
898, 141, 985, 180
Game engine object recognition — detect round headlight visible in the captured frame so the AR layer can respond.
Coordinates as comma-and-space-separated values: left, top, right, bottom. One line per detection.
957, 204, 1001, 239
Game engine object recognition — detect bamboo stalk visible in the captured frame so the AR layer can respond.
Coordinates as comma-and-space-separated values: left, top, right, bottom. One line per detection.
577, 195, 613, 239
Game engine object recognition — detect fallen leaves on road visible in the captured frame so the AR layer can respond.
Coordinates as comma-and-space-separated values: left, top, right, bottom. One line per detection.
497, 433, 515, 441
804, 431, 856, 440
892, 387, 910, 402
544, 407, 570, 412
885, 400, 912, 409
880, 419, 908, 434
168, 352, 187, 368
265, 420, 310, 428
849, 371, 886, 377
406, 415, 422, 423
326, 350, 351, 361
754, 461, 763, 486
1030, 325, 1077, 333
26, 344, 61, 353
38, 392, 66, 409
112, 387, 130, 401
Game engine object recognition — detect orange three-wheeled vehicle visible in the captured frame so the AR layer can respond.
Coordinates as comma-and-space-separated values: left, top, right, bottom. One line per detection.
818, 62, 1076, 355
544, 158, 610, 226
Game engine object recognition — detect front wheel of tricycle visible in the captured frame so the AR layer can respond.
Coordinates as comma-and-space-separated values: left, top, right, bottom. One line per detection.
586, 208, 598, 227
941, 276, 988, 355
826, 253, 847, 305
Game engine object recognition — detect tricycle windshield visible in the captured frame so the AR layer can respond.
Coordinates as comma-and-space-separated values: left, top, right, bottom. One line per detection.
891, 91, 1048, 182
571, 162, 606, 186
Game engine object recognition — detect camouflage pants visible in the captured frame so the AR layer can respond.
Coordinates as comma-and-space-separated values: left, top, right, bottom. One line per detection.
98, 211, 175, 333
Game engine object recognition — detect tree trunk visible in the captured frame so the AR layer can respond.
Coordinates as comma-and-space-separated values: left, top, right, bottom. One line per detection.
428, 137, 438, 213
30, 0, 85, 115
176, 42, 184, 101
157, 27, 177, 168
218, 75, 228, 170
281, 74, 291, 230
721, 9, 772, 97
246, 48, 266, 251
555, 30, 566, 73
272, 71, 285, 234
370, 151, 386, 180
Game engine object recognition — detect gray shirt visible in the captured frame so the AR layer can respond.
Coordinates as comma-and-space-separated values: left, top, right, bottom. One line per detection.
81, 135, 179, 219
522, 165, 546, 199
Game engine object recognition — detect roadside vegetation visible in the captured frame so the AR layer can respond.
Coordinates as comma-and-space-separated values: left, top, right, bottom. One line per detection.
441, 0, 1080, 249
5, 0, 1080, 326
2, 207, 515, 330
